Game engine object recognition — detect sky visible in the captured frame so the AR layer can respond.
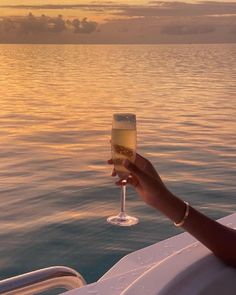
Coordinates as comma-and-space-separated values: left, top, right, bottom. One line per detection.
0, 1, 236, 43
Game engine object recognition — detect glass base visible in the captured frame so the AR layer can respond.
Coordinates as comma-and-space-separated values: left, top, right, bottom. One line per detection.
107, 212, 139, 227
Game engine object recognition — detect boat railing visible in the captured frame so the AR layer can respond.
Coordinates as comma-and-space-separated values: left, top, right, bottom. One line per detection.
0, 266, 86, 295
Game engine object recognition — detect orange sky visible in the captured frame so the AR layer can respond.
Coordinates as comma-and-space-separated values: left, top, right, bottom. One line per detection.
1, 1, 236, 20
1, 1, 236, 43
1, 1, 236, 19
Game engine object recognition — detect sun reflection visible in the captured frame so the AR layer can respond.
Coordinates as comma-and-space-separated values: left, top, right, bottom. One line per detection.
0, 207, 116, 234
0, 44, 235, 240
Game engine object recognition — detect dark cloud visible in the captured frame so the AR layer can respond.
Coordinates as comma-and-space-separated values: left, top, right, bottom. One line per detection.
18, 13, 66, 34
50, 15, 66, 33
161, 24, 216, 35
1, 2, 236, 44
1, 18, 16, 32
0, 4, 93, 9
230, 26, 236, 34
116, 1, 236, 17
0, 13, 97, 35
71, 18, 97, 34
0, 3, 125, 11
2, 2, 236, 18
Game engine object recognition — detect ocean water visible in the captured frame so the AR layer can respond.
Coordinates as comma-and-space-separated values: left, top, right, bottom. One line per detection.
0, 44, 236, 288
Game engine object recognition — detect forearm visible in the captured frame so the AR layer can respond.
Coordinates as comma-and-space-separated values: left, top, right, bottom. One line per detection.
183, 206, 236, 267
122, 157, 236, 267
154, 190, 236, 267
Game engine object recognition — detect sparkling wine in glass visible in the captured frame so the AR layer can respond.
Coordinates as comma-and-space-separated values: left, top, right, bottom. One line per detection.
107, 113, 139, 226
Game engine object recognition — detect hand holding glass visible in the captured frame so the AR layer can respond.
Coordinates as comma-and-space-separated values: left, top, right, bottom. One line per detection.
107, 113, 139, 226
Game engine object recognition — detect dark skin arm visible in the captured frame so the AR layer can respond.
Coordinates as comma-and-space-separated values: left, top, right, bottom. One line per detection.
108, 154, 236, 268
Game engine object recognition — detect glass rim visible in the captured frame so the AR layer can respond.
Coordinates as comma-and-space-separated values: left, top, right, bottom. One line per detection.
113, 113, 136, 121
113, 113, 136, 117
112, 113, 136, 128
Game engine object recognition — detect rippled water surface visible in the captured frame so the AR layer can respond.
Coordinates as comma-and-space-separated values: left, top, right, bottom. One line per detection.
0, 44, 236, 285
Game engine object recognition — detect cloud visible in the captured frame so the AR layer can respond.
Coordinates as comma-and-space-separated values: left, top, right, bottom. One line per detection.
96, 5, 236, 44
0, 13, 97, 35
71, 18, 97, 34
115, 1, 236, 18
1, 18, 16, 32
231, 26, 236, 34
2, 1, 236, 17
1, 1, 236, 21
1, 2, 236, 44
50, 15, 67, 33
17, 13, 66, 34
0, 3, 125, 12
161, 24, 216, 35
2, 2, 236, 23
0, 4, 94, 9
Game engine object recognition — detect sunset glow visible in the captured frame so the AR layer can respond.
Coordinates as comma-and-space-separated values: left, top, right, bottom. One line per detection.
0, 0, 236, 283
1, 1, 236, 43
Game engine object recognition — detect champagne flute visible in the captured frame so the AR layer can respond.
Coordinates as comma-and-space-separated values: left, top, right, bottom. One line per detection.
107, 113, 139, 226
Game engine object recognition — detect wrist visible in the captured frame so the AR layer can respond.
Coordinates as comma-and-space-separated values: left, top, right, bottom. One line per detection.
151, 188, 187, 224
151, 187, 172, 210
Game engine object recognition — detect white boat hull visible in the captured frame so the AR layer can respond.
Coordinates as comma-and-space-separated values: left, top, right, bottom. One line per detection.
63, 213, 236, 295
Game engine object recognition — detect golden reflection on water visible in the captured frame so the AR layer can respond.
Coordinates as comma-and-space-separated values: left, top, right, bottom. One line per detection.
0, 208, 115, 233
0, 44, 235, 285
0, 44, 236, 235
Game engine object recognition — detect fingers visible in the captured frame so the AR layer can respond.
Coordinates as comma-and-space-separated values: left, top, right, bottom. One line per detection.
127, 175, 139, 188
135, 153, 150, 170
135, 153, 150, 165
135, 153, 145, 162
108, 159, 116, 176
109, 155, 144, 165
108, 157, 147, 183
123, 160, 146, 180
124, 160, 138, 175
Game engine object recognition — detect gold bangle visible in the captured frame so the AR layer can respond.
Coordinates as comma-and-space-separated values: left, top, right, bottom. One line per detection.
174, 201, 190, 227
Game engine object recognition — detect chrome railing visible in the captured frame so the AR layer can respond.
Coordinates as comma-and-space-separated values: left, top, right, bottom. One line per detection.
0, 266, 86, 295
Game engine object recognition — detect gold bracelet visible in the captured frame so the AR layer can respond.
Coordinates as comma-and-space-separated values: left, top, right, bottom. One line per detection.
174, 201, 190, 227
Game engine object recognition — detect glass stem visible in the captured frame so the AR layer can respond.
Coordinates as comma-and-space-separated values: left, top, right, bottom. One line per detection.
120, 179, 127, 215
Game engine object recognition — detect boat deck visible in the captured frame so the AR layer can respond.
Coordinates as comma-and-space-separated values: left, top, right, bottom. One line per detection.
63, 213, 236, 295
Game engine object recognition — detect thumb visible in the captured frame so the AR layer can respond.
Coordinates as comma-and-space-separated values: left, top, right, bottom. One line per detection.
123, 160, 146, 181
